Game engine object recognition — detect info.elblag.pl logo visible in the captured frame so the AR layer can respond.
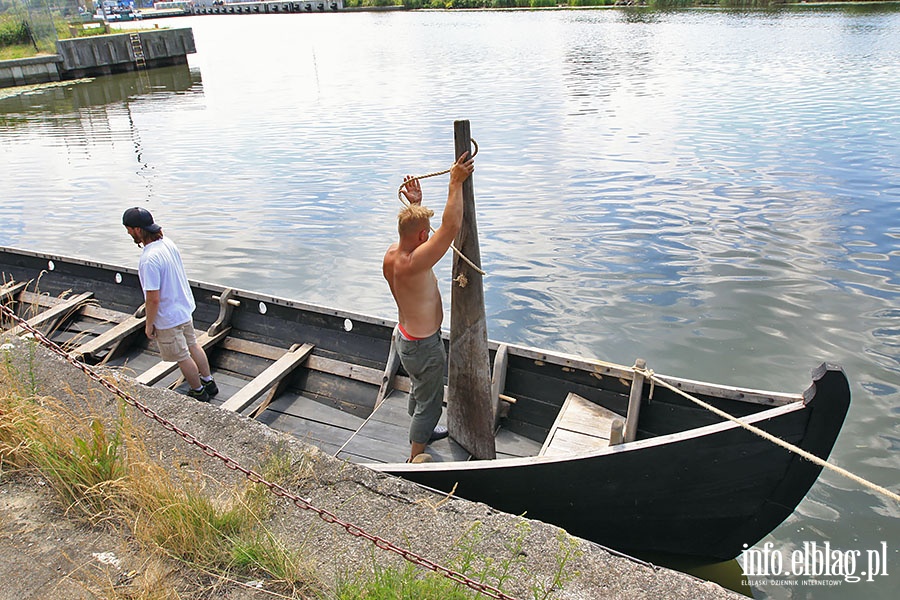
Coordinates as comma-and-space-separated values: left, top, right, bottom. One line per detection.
739, 541, 890, 588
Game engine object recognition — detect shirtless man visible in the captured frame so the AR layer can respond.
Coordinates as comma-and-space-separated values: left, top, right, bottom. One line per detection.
383, 151, 475, 463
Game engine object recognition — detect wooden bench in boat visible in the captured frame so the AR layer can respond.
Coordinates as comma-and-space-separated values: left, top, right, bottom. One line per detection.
220, 343, 315, 413
539, 392, 625, 457
70, 312, 146, 361
7, 290, 94, 337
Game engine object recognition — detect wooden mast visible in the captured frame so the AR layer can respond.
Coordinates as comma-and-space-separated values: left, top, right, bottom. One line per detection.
447, 120, 496, 460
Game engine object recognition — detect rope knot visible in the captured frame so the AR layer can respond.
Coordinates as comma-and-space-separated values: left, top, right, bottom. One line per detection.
454, 273, 468, 288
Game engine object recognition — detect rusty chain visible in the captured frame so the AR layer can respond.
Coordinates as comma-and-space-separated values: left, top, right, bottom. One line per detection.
0, 303, 520, 600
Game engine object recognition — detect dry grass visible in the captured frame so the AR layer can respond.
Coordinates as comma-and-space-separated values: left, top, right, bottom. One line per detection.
0, 344, 319, 597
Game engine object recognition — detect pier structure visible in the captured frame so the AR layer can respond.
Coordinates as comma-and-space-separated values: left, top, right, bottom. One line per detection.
189, 1, 343, 14
0, 28, 195, 89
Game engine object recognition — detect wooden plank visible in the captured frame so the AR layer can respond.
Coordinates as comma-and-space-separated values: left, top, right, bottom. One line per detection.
220, 343, 314, 413
336, 390, 471, 464
257, 410, 354, 454
494, 427, 543, 459
0, 281, 28, 303
542, 429, 611, 457
70, 314, 146, 360
558, 396, 622, 438
539, 393, 576, 456
248, 342, 313, 418
624, 358, 646, 443
81, 303, 136, 324
491, 343, 509, 427
308, 355, 393, 388
9, 291, 93, 336
65, 318, 114, 335
447, 120, 495, 460
374, 335, 401, 407
219, 336, 285, 361
17, 290, 55, 307
338, 435, 410, 464
339, 412, 469, 465
135, 327, 231, 386
346, 416, 407, 447
539, 392, 623, 457
218, 336, 405, 390
264, 393, 365, 432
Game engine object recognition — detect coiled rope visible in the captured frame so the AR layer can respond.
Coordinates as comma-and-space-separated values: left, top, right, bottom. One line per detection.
396, 139, 485, 278
635, 366, 900, 504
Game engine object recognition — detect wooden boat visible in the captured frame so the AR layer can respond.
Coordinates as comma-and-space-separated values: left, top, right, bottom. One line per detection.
0, 245, 851, 561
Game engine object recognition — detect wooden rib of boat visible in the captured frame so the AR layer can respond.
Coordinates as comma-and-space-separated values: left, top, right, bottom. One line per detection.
0, 246, 851, 560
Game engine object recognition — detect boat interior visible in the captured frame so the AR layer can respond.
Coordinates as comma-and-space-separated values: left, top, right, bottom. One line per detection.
0, 252, 803, 466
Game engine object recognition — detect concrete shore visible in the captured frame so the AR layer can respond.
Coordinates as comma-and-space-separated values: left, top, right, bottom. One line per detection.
0, 333, 743, 599
0, 28, 195, 88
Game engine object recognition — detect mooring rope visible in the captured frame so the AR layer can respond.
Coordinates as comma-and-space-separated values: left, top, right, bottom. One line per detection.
396, 140, 486, 278
0, 303, 520, 600
634, 366, 900, 504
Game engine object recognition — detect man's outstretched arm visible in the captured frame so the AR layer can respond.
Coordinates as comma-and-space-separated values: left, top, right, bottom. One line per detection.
408, 151, 474, 271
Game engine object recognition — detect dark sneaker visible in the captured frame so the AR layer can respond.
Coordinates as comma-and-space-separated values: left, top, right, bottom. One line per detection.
202, 378, 219, 397
429, 425, 449, 442
187, 387, 210, 402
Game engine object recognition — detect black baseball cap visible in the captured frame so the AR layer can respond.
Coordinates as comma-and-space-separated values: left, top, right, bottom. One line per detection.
122, 207, 162, 233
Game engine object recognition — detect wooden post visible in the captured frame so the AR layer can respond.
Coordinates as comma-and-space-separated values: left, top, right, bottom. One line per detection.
624, 358, 646, 443
447, 120, 496, 460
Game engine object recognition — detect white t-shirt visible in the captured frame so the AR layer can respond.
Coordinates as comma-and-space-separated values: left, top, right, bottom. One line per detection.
138, 237, 196, 330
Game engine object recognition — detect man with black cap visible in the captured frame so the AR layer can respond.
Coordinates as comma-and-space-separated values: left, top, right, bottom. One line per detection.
123, 207, 218, 402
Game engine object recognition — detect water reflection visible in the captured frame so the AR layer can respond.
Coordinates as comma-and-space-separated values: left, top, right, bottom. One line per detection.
0, 64, 201, 118
1, 8, 899, 600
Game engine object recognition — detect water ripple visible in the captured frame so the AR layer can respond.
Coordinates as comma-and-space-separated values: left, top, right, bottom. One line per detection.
2, 10, 900, 598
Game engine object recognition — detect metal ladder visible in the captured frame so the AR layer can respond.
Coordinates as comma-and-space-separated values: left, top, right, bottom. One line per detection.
129, 32, 146, 70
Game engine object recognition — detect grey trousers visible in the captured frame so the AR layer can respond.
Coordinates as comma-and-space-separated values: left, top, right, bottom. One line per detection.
394, 326, 446, 445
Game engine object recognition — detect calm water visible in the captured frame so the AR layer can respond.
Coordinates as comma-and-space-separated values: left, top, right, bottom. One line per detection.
1, 7, 898, 598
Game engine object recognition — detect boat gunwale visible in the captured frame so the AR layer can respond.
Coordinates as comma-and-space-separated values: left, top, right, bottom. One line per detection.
2, 244, 804, 407
376, 399, 808, 472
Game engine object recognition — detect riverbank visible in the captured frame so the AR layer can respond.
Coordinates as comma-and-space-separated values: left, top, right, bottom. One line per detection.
0, 28, 194, 88
0, 333, 742, 599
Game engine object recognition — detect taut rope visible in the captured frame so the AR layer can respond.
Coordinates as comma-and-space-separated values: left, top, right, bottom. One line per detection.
397, 140, 485, 278
635, 366, 900, 504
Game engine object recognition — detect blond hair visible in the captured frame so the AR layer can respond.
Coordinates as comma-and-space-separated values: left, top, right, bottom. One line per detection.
397, 204, 434, 237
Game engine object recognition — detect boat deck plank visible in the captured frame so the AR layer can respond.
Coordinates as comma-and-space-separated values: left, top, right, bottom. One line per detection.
337, 390, 465, 463
220, 343, 314, 413
495, 428, 543, 459
540, 392, 622, 456
114, 349, 161, 379
10, 291, 93, 336
71, 314, 145, 360
257, 396, 358, 455
264, 392, 366, 431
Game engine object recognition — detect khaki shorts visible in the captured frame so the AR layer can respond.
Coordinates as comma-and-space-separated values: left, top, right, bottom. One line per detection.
155, 321, 197, 362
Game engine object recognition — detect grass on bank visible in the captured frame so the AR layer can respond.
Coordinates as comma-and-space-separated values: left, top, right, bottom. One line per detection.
0, 337, 318, 596
0, 12, 147, 61
0, 336, 578, 599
